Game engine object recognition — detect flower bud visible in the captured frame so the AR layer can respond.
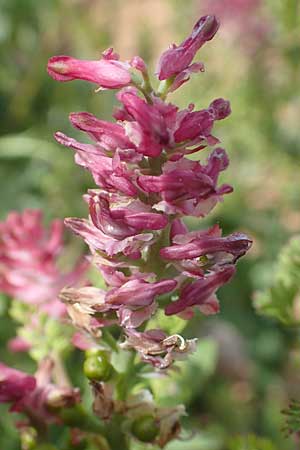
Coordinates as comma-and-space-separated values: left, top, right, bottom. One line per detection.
83, 354, 113, 382
47, 56, 131, 89
131, 415, 159, 443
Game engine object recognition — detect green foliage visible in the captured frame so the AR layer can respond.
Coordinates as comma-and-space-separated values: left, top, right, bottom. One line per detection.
147, 309, 186, 335
227, 434, 278, 450
254, 237, 300, 325
150, 338, 218, 406
282, 399, 300, 436
9, 301, 72, 361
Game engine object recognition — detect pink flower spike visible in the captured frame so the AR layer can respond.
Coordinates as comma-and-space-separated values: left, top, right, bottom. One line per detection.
157, 15, 219, 80
47, 56, 131, 89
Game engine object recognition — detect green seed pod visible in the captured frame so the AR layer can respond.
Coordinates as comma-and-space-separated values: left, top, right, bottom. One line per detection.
131, 415, 159, 443
83, 354, 112, 381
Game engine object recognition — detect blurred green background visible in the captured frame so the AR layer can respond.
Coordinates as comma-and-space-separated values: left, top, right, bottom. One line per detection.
0, 0, 300, 449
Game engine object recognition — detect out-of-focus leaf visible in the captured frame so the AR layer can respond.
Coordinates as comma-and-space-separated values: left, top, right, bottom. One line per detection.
254, 237, 300, 325
228, 434, 278, 450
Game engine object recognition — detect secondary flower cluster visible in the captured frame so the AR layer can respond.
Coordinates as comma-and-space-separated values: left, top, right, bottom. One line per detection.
0, 358, 79, 420
0, 209, 87, 352
47, 14, 252, 368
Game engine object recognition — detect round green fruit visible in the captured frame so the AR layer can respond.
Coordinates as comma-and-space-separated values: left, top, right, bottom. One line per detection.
85, 348, 108, 358
131, 415, 159, 443
83, 354, 112, 381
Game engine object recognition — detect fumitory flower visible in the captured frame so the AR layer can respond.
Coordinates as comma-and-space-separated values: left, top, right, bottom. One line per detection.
160, 221, 252, 274
48, 11, 252, 356
138, 148, 233, 217
165, 265, 236, 317
46, 13, 253, 448
47, 51, 132, 89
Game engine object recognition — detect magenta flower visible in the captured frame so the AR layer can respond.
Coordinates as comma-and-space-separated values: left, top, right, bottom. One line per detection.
165, 266, 236, 316
138, 148, 232, 217
65, 216, 153, 258
161, 224, 252, 267
0, 359, 79, 420
61, 277, 176, 331
55, 132, 138, 196
106, 278, 177, 308
209, 98, 232, 120
47, 55, 131, 89
173, 99, 230, 146
88, 192, 168, 239
68, 111, 135, 156
117, 89, 169, 157
157, 15, 219, 80
0, 363, 36, 407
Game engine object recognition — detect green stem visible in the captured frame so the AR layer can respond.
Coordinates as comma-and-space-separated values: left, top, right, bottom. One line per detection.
115, 351, 137, 401
156, 77, 175, 100
105, 415, 130, 450
102, 329, 119, 352
142, 224, 170, 278
59, 404, 106, 435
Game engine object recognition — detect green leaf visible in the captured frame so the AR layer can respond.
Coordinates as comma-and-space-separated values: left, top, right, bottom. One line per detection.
254, 236, 300, 325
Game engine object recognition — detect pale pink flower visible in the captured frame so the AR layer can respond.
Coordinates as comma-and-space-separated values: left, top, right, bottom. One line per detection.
0, 210, 87, 317
47, 55, 131, 89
